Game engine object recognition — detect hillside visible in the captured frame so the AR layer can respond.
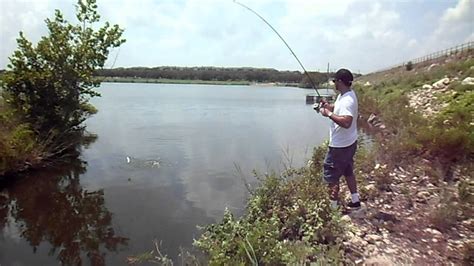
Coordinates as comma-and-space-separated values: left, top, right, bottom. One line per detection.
342, 52, 474, 264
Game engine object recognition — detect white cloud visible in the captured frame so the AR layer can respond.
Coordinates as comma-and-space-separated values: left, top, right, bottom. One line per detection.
0, 0, 54, 66
431, 0, 474, 46
1, 0, 473, 72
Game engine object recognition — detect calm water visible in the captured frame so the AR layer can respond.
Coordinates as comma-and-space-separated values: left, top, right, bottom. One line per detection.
0, 83, 331, 265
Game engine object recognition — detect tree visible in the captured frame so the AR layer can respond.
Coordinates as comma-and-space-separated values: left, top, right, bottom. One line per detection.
299, 72, 329, 88
1, 0, 125, 140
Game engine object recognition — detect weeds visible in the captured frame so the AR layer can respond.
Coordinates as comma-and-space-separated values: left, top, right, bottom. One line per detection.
194, 148, 345, 264
126, 240, 199, 265
429, 190, 460, 232
354, 57, 474, 168
0, 103, 44, 175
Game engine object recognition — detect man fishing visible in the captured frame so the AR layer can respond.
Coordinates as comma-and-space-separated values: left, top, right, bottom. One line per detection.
317, 68, 360, 210
233, 1, 360, 210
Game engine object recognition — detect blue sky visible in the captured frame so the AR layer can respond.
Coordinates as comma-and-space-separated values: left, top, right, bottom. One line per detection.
1, 0, 473, 73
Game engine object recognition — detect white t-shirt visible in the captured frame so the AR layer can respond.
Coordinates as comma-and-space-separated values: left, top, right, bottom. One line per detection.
329, 90, 358, 147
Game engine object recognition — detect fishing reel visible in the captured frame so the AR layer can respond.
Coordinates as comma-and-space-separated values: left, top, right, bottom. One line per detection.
313, 101, 323, 113
313, 97, 329, 113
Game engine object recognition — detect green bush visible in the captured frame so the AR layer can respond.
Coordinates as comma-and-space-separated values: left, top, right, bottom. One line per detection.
429, 191, 459, 232
194, 161, 345, 264
0, 105, 42, 175
356, 59, 474, 167
1, 0, 125, 136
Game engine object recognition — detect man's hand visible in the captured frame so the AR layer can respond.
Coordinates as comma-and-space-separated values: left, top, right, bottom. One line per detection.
319, 107, 332, 117
321, 100, 334, 111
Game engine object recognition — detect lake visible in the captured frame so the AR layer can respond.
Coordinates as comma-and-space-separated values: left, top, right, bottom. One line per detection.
0, 83, 331, 264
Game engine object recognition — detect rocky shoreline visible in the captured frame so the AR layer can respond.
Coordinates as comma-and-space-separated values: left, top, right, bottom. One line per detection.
341, 59, 473, 264
342, 160, 472, 264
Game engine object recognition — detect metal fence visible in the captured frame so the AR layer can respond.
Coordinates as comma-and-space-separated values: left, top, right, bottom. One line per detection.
373, 41, 474, 73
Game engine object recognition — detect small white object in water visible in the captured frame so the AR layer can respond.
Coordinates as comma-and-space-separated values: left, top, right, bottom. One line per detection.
126, 156, 131, 163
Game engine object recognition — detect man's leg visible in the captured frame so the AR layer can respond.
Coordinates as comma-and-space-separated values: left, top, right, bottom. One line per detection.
345, 174, 361, 208
328, 182, 340, 208
345, 174, 357, 194
344, 142, 360, 207
323, 148, 343, 209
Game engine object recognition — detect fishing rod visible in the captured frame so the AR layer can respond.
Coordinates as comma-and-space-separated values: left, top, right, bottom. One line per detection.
233, 0, 321, 99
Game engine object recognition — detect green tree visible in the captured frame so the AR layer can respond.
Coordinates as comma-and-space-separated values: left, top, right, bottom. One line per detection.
1, 0, 125, 142
299, 72, 329, 88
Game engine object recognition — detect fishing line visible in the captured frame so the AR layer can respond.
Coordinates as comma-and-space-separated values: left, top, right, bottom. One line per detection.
233, 0, 321, 97
110, 46, 121, 69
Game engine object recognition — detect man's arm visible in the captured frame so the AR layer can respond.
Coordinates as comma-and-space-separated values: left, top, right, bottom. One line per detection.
320, 108, 353, 128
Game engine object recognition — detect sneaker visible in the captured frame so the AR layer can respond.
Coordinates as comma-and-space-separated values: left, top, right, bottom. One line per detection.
347, 201, 361, 209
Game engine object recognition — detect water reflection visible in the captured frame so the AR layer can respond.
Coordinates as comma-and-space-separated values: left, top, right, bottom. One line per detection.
0, 158, 128, 265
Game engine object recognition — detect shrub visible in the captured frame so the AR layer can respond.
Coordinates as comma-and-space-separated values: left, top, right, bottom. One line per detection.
429, 190, 459, 232
356, 59, 473, 167
0, 105, 43, 175
1, 0, 125, 138
194, 157, 345, 264
405, 61, 413, 71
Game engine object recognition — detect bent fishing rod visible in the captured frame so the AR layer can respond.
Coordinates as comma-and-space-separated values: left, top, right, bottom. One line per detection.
233, 0, 322, 100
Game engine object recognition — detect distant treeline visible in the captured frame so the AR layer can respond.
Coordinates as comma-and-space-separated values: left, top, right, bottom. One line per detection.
94, 66, 333, 87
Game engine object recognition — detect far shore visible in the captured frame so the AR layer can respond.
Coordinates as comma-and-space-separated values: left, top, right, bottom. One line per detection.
96, 76, 302, 87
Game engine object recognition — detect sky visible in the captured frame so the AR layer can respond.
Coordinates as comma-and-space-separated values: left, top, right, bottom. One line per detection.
0, 0, 473, 73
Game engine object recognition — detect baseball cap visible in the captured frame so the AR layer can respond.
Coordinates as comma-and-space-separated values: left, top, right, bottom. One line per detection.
333, 68, 353, 85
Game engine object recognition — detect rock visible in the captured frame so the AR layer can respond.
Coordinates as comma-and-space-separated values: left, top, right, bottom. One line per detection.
422, 84, 433, 90
432, 77, 450, 89
365, 184, 377, 194
461, 218, 474, 228
364, 256, 394, 265
372, 211, 399, 222
341, 215, 352, 223
368, 113, 378, 124
349, 235, 368, 247
364, 81, 372, 86
385, 248, 397, 254
424, 228, 442, 236
349, 203, 368, 219
417, 190, 431, 198
461, 77, 474, 85
306, 160, 314, 168
427, 63, 439, 71
366, 234, 382, 244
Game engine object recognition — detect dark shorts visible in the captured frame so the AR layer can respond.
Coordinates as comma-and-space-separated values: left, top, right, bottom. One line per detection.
323, 141, 357, 184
